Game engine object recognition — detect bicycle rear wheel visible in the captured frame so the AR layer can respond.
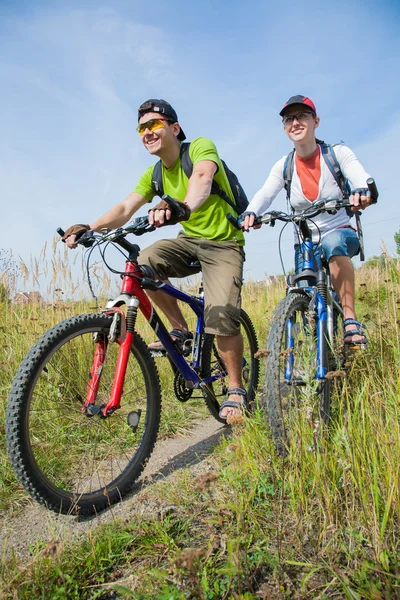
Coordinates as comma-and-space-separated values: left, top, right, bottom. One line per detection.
6, 313, 161, 515
200, 309, 260, 422
263, 292, 332, 455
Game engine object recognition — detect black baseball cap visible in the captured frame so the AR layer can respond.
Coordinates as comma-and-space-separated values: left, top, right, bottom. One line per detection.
137, 99, 186, 141
279, 95, 317, 117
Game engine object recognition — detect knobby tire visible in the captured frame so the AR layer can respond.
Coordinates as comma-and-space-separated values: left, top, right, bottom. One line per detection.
6, 313, 161, 515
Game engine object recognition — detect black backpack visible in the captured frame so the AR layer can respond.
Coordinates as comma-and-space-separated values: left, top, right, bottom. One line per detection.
151, 142, 248, 215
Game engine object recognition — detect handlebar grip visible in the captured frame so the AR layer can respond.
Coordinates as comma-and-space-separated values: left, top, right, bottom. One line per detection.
162, 194, 186, 216
57, 227, 65, 238
226, 212, 241, 230
367, 178, 378, 204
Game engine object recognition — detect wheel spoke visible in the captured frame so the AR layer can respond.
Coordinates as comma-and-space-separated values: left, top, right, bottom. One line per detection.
6, 314, 161, 515
200, 309, 259, 422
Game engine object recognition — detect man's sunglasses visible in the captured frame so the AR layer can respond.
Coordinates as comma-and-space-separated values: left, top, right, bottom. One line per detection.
137, 118, 172, 135
282, 111, 316, 126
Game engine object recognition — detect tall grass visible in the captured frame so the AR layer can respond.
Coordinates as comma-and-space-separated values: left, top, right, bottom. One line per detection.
0, 245, 399, 598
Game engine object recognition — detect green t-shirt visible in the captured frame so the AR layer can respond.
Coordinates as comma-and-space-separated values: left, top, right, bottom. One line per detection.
133, 137, 245, 245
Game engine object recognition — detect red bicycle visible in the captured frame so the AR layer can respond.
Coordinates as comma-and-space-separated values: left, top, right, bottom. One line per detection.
6, 199, 259, 515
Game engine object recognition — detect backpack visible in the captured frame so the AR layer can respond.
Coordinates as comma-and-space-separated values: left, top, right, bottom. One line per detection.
283, 140, 351, 203
283, 140, 365, 261
151, 142, 248, 215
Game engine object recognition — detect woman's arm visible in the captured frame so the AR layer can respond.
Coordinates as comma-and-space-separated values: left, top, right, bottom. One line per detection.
335, 145, 373, 211
335, 145, 371, 189
247, 157, 286, 215
241, 157, 286, 230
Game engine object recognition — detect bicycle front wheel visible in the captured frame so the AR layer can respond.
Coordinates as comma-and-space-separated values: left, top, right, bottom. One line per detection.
200, 309, 260, 422
6, 314, 161, 515
263, 292, 330, 455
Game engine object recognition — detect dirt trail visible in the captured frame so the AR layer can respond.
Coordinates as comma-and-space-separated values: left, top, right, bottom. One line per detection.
0, 417, 228, 558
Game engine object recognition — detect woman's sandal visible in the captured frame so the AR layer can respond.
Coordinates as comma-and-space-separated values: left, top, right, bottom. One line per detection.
343, 319, 367, 350
148, 329, 193, 355
218, 387, 248, 421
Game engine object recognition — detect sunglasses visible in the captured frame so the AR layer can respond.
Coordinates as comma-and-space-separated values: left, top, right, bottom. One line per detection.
137, 118, 172, 135
282, 111, 315, 127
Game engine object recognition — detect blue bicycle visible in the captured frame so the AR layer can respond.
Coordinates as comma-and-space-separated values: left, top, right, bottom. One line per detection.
6, 197, 259, 515
229, 179, 378, 455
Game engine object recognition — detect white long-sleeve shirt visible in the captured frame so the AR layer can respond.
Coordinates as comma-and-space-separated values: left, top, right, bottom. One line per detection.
248, 144, 370, 242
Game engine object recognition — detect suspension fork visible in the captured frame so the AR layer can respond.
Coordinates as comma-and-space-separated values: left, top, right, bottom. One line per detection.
84, 333, 108, 411
83, 260, 151, 417
326, 273, 335, 346
315, 291, 328, 379
283, 292, 328, 382
82, 304, 137, 416
284, 314, 295, 382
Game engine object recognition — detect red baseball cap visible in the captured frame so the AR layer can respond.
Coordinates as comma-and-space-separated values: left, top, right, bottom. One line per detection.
279, 95, 317, 117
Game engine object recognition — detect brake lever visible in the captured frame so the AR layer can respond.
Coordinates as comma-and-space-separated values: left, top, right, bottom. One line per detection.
78, 231, 96, 248
125, 216, 155, 236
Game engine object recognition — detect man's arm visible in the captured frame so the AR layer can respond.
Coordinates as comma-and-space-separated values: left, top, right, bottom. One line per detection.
90, 192, 148, 231
184, 160, 217, 211
64, 192, 148, 248
148, 160, 217, 226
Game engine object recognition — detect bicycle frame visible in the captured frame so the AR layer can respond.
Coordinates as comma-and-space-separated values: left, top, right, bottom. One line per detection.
284, 222, 343, 384
84, 255, 227, 417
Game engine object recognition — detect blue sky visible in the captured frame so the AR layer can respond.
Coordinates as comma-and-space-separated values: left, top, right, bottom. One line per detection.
1, 0, 399, 287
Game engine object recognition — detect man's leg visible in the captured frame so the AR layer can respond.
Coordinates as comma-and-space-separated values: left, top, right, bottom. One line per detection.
138, 236, 198, 342
146, 283, 190, 333
216, 333, 245, 419
199, 240, 246, 419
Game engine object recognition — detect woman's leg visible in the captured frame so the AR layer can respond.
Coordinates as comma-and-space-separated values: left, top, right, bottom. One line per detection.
322, 229, 365, 343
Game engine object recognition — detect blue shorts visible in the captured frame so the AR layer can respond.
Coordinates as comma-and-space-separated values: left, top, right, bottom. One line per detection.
294, 227, 360, 274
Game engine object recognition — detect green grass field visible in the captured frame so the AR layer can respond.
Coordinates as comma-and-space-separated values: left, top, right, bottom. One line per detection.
0, 254, 399, 599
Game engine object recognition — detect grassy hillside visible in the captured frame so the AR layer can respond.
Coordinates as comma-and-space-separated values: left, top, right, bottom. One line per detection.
0, 256, 399, 599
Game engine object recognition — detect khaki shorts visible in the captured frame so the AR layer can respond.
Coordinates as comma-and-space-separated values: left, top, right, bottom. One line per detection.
138, 232, 245, 336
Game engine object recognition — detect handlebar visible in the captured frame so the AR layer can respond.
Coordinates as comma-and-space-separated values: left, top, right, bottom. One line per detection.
366, 177, 378, 204
57, 194, 185, 248
227, 177, 379, 229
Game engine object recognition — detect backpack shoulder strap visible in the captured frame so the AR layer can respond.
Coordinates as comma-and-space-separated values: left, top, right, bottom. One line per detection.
283, 150, 295, 207
151, 142, 192, 197
179, 142, 193, 178
151, 160, 164, 197
211, 160, 238, 212
320, 142, 350, 197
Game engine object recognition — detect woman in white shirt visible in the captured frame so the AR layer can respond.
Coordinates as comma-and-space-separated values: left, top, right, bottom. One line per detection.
242, 95, 374, 347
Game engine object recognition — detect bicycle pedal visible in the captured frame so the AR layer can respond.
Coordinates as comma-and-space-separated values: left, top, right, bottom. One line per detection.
346, 344, 366, 352
149, 349, 168, 358
292, 378, 306, 386
181, 340, 193, 356
173, 338, 193, 355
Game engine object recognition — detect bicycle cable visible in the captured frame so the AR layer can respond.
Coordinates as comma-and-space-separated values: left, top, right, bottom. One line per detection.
82, 233, 147, 304
278, 220, 290, 275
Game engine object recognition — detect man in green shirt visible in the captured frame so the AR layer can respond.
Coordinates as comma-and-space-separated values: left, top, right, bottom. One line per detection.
63, 99, 246, 420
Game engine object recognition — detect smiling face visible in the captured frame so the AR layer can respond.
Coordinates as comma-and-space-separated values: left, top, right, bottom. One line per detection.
138, 112, 181, 156
282, 104, 320, 145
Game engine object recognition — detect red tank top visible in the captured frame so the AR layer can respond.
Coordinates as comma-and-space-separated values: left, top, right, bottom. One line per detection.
295, 146, 321, 202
